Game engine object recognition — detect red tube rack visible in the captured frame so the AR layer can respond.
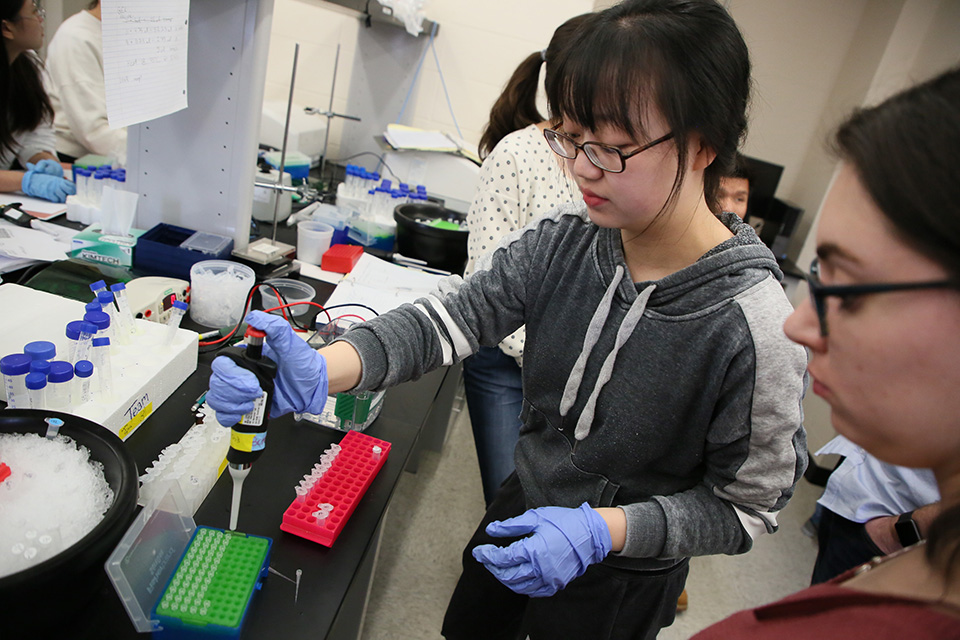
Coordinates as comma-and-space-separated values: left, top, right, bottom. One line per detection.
0, 462, 10, 484
279, 430, 390, 547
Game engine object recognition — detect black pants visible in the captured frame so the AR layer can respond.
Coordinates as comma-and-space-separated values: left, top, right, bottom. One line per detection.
442, 473, 689, 640
811, 505, 885, 584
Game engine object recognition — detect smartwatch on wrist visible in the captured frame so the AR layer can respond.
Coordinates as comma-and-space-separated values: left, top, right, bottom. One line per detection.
895, 510, 923, 547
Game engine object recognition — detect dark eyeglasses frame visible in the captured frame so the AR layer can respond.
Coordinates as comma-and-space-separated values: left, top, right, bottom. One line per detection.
543, 128, 674, 173
805, 256, 957, 336
9, 2, 44, 22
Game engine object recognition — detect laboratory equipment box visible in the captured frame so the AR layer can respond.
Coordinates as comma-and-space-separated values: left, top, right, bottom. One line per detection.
0, 284, 198, 440
135, 223, 234, 281
280, 430, 390, 547
106, 485, 272, 639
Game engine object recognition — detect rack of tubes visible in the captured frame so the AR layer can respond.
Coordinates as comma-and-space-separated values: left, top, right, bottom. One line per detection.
279, 430, 390, 547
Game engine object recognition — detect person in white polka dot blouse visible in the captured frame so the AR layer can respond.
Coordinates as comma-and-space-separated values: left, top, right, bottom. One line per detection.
461, 13, 591, 507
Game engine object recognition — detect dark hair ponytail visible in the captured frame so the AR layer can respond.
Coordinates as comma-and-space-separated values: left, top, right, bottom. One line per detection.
478, 52, 545, 159
478, 13, 595, 159
0, 0, 54, 161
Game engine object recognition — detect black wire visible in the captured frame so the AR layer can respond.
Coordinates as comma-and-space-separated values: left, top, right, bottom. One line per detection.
321, 302, 380, 317
326, 152, 401, 182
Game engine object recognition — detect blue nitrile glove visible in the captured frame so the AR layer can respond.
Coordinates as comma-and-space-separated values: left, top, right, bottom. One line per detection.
21, 165, 76, 203
246, 310, 329, 416
29, 159, 64, 177
206, 311, 330, 425
472, 503, 612, 598
207, 357, 262, 426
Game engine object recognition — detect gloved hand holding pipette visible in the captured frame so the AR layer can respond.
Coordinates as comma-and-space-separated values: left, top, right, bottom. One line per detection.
21, 162, 75, 202
471, 503, 613, 598
207, 311, 329, 426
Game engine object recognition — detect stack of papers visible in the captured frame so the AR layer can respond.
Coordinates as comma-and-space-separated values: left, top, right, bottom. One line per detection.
0, 193, 67, 219
384, 124, 481, 164
0, 220, 74, 274
322, 252, 448, 321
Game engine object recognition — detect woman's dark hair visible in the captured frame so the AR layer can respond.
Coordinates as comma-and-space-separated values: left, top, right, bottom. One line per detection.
478, 13, 594, 159
834, 66, 960, 583
0, 0, 54, 161
550, 0, 751, 215
833, 66, 960, 282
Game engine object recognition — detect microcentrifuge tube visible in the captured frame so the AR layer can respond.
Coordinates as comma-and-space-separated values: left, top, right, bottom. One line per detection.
372, 445, 382, 461
109, 283, 138, 337
44, 417, 63, 439
164, 300, 188, 346
92, 338, 113, 402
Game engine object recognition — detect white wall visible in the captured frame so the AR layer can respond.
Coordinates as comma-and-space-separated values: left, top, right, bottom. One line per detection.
265, 0, 594, 162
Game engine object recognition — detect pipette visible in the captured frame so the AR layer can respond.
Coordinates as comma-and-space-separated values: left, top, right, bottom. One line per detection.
219, 328, 278, 530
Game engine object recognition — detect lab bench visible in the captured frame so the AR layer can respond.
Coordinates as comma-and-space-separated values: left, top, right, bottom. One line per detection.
7, 252, 461, 639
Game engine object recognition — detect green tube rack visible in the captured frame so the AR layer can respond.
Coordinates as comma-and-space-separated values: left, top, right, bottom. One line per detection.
152, 526, 272, 639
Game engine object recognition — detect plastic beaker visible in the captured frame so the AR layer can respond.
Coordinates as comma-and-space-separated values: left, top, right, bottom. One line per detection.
297, 221, 334, 266
189, 260, 255, 329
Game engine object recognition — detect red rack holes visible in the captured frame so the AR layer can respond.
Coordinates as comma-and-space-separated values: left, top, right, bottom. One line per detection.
279, 431, 391, 547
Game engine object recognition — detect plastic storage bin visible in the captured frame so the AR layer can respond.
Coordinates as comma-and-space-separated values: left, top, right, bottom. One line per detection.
258, 278, 316, 316
135, 224, 234, 281
105, 485, 272, 638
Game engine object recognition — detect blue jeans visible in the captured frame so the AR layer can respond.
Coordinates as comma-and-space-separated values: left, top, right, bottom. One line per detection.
462, 346, 523, 506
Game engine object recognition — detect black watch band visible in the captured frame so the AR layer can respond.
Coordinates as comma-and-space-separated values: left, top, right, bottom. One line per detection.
895, 510, 922, 547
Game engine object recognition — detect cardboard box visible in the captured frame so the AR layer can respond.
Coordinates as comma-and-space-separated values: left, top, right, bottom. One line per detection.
70, 225, 146, 268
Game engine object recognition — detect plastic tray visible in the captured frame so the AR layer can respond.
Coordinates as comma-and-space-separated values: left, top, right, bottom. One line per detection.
279, 430, 390, 547
180, 231, 233, 256
105, 485, 272, 638
153, 527, 271, 639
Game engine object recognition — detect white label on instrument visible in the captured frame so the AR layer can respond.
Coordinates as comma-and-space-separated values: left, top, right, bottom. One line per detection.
239, 390, 268, 426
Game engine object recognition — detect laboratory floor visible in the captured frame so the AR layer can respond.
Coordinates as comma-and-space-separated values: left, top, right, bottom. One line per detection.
361, 406, 822, 639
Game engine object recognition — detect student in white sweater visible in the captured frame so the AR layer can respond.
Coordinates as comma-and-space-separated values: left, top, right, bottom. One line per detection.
44, 1, 126, 163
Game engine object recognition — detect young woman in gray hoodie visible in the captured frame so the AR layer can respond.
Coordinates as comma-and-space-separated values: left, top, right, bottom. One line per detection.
207, 1, 808, 638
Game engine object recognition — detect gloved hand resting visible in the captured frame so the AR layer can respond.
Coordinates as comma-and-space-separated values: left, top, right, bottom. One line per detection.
206, 311, 329, 426
472, 503, 612, 598
29, 159, 64, 177
21, 164, 76, 203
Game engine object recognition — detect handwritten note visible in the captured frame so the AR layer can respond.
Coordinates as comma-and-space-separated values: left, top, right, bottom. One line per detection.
102, 0, 190, 128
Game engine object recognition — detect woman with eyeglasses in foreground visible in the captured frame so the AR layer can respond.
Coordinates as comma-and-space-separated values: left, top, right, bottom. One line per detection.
206, 1, 807, 637
0, 0, 75, 202
694, 66, 960, 637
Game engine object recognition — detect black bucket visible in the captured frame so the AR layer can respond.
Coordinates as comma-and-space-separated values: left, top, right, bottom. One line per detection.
394, 203, 469, 275
0, 410, 139, 637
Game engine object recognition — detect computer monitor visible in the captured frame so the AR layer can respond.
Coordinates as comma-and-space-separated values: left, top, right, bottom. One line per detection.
738, 155, 784, 222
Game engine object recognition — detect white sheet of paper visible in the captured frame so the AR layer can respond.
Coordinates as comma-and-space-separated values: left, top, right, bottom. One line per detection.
322, 252, 448, 321
102, 0, 190, 128
0, 222, 73, 263
0, 193, 67, 218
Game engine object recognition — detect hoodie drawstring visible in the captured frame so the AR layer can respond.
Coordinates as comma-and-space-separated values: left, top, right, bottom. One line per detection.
559, 265, 657, 440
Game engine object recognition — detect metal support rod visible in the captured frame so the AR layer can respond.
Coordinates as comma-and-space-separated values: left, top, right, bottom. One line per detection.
319, 44, 341, 185
271, 43, 300, 243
